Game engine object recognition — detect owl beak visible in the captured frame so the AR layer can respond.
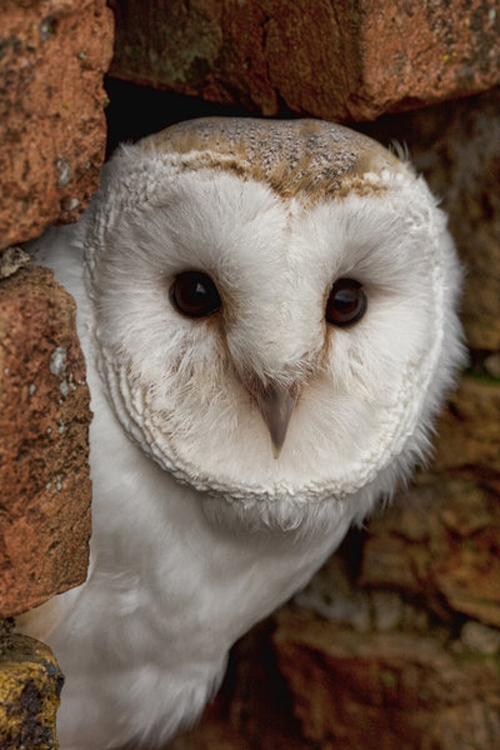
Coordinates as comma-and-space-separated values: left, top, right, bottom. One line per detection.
255, 385, 298, 460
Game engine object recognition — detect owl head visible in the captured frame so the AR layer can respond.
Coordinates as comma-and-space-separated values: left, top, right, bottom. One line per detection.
81, 118, 465, 531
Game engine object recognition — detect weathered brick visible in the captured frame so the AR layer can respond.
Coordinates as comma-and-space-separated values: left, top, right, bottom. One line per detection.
0, 265, 92, 619
0, 0, 114, 251
273, 610, 500, 750
109, 0, 500, 121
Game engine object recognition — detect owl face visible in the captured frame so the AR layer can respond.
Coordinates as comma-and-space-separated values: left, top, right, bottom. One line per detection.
83, 119, 464, 528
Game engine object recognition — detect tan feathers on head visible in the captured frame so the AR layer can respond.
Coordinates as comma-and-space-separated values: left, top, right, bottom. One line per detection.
138, 117, 403, 204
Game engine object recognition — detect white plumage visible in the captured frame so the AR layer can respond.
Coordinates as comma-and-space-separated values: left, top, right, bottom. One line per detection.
22, 118, 464, 749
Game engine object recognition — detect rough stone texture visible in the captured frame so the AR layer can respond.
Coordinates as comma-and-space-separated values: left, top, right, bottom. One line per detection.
360, 473, 500, 629
357, 374, 500, 631
109, 0, 500, 122
273, 611, 500, 750
362, 87, 500, 352
423, 90, 500, 353
433, 375, 500, 477
0, 0, 114, 252
0, 264, 92, 619
0, 630, 63, 750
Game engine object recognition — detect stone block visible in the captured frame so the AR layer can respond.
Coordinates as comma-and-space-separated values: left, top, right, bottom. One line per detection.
433, 375, 500, 474
360, 475, 500, 627
0, 0, 114, 251
420, 89, 500, 353
0, 265, 92, 619
273, 609, 500, 750
166, 598, 500, 750
0, 626, 63, 750
109, 0, 500, 121
357, 374, 500, 628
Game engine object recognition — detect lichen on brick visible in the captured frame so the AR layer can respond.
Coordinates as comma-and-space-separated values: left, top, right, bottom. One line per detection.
0, 632, 63, 750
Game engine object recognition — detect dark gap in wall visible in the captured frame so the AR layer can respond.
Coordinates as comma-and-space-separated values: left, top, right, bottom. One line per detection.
105, 78, 255, 156
104, 76, 431, 160
104, 78, 304, 156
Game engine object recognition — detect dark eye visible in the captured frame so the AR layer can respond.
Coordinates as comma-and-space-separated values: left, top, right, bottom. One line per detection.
170, 271, 221, 319
326, 278, 367, 327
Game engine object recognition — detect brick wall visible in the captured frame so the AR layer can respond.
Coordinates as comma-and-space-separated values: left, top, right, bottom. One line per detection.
1, 2, 499, 748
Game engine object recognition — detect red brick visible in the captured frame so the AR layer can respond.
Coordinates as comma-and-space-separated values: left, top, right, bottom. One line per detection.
109, 0, 500, 121
0, 0, 114, 251
0, 265, 92, 619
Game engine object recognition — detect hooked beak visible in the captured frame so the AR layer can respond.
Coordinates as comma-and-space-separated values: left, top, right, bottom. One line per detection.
254, 384, 299, 459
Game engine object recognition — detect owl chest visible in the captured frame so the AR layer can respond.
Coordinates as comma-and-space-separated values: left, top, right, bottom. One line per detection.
87, 401, 335, 668
92, 520, 314, 669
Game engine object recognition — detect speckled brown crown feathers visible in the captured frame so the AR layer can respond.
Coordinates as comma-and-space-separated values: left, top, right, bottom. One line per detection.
137, 118, 404, 203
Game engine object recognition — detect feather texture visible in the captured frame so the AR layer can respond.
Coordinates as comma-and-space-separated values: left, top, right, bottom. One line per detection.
20, 118, 465, 749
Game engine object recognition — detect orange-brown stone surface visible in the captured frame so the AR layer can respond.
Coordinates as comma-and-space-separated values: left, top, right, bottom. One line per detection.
0, 0, 114, 252
273, 610, 500, 750
109, 0, 500, 121
0, 264, 92, 619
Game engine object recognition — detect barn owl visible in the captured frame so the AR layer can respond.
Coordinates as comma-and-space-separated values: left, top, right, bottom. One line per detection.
22, 117, 465, 749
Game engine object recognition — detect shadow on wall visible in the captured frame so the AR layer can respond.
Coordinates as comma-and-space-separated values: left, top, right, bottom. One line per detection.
105, 78, 254, 155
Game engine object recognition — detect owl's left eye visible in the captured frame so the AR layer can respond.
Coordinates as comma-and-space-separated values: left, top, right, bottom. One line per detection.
326, 278, 367, 327
170, 271, 222, 319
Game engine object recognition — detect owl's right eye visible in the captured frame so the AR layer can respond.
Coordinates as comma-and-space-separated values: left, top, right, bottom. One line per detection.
170, 271, 222, 319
